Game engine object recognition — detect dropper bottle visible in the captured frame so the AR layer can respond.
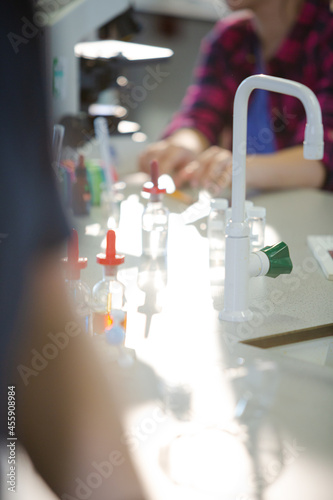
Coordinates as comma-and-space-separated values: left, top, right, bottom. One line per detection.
142, 159, 169, 258
62, 228, 92, 335
72, 154, 91, 216
92, 230, 127, 343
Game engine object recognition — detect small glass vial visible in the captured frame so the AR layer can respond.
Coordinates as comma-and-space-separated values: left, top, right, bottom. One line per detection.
226, 207, 232, 224
62, 229, 92, 335
142, 160, 169, 258
100, 181, 126, 230
92, 230, 127, 341
247, 206, 266, 252
207, 198, 228, 264
245, 200, 254, 215
226, 200, 254, 224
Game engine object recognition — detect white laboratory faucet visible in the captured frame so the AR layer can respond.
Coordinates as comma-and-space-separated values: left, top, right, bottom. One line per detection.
220, 74, 324, 322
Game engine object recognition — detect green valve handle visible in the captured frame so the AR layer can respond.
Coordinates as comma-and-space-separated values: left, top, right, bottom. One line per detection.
260, 241, 293, 278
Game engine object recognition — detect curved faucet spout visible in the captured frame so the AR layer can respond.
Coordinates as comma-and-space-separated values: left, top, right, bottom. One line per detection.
221, 74, 324, 322
231, 74, 324, 224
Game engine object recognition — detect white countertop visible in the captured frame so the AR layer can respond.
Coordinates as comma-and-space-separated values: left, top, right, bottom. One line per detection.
226, 188, 333, 339
70, 176, 333, 346
67, 170, 333, 500
1, 158, 323, 500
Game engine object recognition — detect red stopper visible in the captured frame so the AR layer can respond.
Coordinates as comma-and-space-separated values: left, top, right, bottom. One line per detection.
96, 230, 125, 266
142, 159, 166, 195
62, 228, 88, 280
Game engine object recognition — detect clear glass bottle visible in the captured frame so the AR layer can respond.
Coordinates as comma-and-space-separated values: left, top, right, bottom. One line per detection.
92, 230, 127, 341
207, 198, 229, 264
245, 200, 254, 215
226, 200, 254, 224
62, 228, 92, 335
247, 206, 266, 252
142, 160, 169, 259
226, 207, 232, 224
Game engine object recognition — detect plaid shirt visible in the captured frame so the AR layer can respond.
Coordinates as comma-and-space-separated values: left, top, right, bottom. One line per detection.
163, 0, 333, 191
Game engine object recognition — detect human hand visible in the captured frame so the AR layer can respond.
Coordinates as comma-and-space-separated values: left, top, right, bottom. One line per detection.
138, 138, 197, 178
173, 146, 233, 193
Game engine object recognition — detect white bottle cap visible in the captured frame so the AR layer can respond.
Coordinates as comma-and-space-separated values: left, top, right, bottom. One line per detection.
226, 207, 232, 221
245, 200, 254, 209
210, 198, 229, 210
247, 206, 266, 218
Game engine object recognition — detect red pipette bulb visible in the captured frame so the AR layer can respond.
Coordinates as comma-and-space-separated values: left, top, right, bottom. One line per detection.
96, 230, 125, 266
62, 228, 88, 280
142, 159, 166, 195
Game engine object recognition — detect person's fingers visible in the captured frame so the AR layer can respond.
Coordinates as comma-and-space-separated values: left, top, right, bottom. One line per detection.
185, 146, 230, 187
194, 148, 232, 194
203, 162, 233, 195
205, 152, 232, 181
184, 146, 221, 186
172, 147, 221, 188
205, 149, 232, 181
138, 141, 167, 173
157, 144, 195, 176
139, 143, 233, 192
173, 160, 200, 188
138, 141, 197, 177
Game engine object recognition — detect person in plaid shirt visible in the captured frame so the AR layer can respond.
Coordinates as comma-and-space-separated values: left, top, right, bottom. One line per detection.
139, 0, 333, 192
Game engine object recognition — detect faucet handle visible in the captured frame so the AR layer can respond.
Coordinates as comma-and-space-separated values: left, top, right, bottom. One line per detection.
260, 242, 293, 278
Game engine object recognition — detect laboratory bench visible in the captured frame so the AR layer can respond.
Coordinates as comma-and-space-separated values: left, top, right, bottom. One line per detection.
2, 170, 333, 500
70, 169, 333, 355
65, 153, 333, 500
3, 156, 332, 500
